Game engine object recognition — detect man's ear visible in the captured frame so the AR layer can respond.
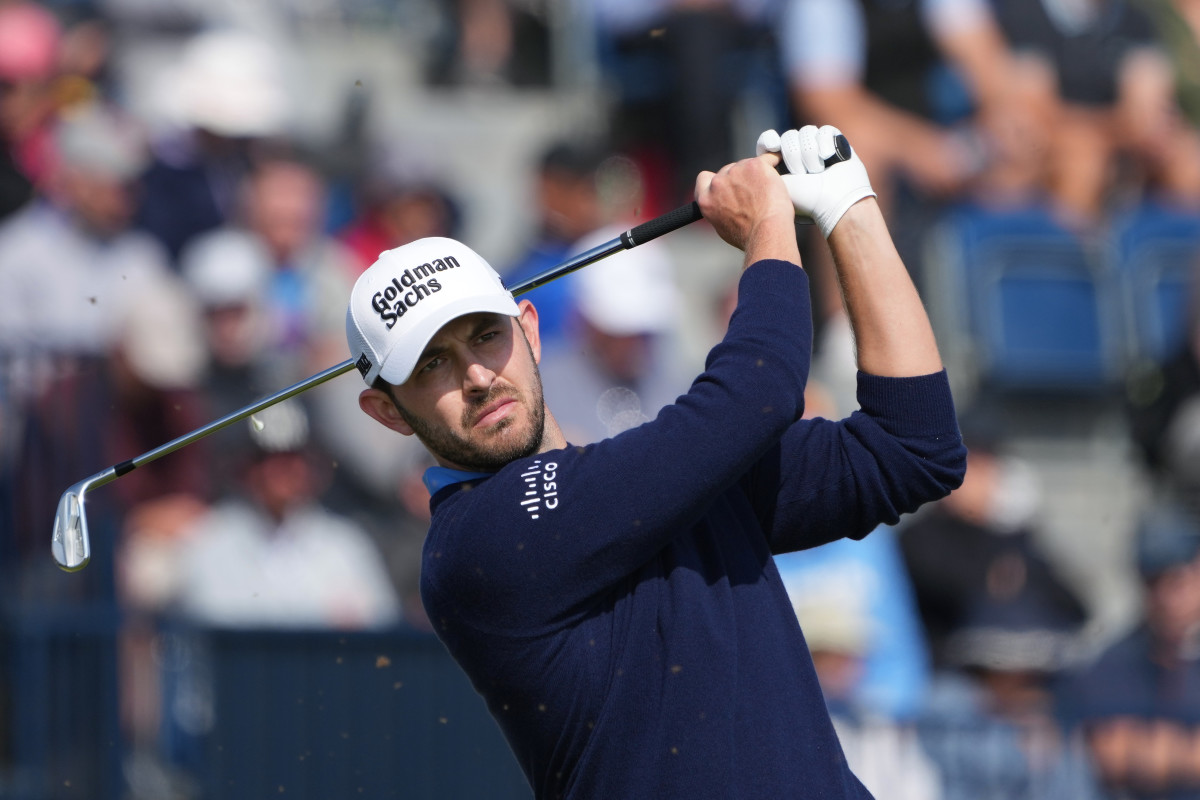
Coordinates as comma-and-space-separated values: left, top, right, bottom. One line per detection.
358, 388, 415, 436
516, 300, 542, 363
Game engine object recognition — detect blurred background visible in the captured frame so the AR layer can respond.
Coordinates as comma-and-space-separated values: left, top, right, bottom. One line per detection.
6, 0, 1200, 797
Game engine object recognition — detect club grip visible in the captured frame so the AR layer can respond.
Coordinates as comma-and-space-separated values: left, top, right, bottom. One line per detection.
620, 201, 702, 249
824, 134, 851, 168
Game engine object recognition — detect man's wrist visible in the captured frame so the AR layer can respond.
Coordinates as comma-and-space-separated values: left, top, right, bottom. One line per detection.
743, 214, 802, 269
818, 188, 878, 238
825, 196, 882, 243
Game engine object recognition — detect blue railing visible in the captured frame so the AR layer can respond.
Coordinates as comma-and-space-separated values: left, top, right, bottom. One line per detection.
2, 605, 123, 800
2, 613, 532, 800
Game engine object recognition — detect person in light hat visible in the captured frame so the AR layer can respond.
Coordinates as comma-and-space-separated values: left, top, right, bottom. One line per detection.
536, 228, 694, 444
134, 29, 294, 261
0, 101, 166, 357
348, 125, 966, 799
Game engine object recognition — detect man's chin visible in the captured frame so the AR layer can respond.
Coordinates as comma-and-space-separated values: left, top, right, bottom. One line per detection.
428, 419, 542, 473
472, 426, 543, 469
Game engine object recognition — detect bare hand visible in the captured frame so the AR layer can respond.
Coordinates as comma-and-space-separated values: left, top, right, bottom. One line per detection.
694, 154, 798, 265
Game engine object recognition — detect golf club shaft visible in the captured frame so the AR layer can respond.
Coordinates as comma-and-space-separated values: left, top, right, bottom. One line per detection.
118, 201, 702, 479
512, 202, 702, 294
117, 357, 359, 477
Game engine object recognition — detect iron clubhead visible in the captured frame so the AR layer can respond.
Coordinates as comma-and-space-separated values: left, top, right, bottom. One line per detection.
52, 478, 92, 571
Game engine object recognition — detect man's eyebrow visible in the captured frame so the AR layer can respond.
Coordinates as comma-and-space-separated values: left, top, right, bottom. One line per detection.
468, 314, 505, 339
416, 341, 446, 365
417, 315, 507, 364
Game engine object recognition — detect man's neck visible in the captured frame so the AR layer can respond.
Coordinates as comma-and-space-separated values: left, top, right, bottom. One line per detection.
540, 406, 568, 450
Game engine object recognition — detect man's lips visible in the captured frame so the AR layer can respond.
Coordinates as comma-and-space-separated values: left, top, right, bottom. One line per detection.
473, 397, 517, 428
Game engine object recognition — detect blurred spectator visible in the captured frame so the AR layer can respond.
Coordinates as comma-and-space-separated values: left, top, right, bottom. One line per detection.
918, 590, 1102, 800
792, 596, 945, 800
165, 400, 401, 629
899, 414, 1090, 667
1138, 0, 1200, 128
239, 155, 356, 368
502, 138, 610, 343
1128, 293, 1200, 517
134, 28, 294, 261
991, 0, 1200, 224
538, 226, 694, 444
777, 526, 932, 721
0, 1, 65, 219
1057, 501, 1200, 799
338, 152, 462, 274
0, 1, 61, 221
589, 0, 784, 209
0, 101, 165, 370
180, 229, 274, 412
179, 153, 355, 387
425, 0, 553, 88
177, 230, 278, 499
54, 10, 114, 101
779, 0, 1050, 216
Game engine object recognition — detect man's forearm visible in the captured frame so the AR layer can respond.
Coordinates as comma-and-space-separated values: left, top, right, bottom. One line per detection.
825, 198, 944, 377
742, 214, 803, 269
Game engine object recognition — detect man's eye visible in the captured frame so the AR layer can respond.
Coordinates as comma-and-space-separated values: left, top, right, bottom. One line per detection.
420, 356, 445, 374
477, 331, 500, 344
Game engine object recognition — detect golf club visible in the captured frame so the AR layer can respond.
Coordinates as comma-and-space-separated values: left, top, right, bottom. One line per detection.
51, 201, 705, 572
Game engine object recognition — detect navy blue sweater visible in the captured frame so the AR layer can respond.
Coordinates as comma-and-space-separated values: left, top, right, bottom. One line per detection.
421, 260, 966, 799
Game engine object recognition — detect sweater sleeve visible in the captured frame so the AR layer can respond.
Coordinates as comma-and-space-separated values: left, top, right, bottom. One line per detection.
422, 260, 813, 633
744, 370, 967, 555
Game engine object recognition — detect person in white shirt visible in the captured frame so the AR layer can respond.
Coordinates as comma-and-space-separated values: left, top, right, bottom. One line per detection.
174, 400, 401, 630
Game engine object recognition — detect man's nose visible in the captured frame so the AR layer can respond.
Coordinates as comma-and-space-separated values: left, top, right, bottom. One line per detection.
462, 361, 497, 394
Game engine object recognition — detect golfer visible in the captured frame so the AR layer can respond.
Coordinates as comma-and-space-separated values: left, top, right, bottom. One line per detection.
347, 125, 966, 799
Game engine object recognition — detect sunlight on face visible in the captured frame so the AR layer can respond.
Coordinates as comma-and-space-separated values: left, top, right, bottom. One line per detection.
389, 315, 546, 472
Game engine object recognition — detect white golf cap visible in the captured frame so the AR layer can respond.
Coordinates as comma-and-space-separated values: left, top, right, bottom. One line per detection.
346, 237, 520, 386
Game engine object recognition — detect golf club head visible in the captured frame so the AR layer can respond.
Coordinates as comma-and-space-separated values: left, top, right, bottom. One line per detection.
52, 478, 91, 571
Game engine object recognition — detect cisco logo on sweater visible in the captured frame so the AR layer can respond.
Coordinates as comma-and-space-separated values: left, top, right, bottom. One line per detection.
519, 459, 560, 520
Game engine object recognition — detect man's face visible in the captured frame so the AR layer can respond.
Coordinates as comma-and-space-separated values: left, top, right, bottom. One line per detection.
364, 304, 548, 472
1145, 559, 1200, 647
247, 160, 322, 261
62, 167, 138, 236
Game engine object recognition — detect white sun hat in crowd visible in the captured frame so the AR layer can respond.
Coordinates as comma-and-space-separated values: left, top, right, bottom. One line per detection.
570, 224, 678, 336
180, 230, 272, 308
157, 29, 290, 138
346, 237, 520, 386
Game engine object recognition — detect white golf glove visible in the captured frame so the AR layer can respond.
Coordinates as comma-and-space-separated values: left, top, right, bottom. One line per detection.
756, 126, 876, 238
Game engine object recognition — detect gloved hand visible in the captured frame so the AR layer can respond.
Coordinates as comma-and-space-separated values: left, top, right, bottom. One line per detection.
756, 125, 876, 238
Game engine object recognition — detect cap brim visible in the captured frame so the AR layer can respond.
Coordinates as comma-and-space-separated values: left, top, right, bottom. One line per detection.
376, 292, 520, 385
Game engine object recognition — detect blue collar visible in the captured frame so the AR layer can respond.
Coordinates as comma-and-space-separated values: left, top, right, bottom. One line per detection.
423, 465, 496, 495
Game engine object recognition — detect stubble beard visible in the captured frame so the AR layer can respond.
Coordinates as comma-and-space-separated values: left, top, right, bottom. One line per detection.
391, 361, 547, 473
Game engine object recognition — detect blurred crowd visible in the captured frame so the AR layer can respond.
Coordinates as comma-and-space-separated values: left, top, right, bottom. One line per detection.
6, 0, 1200, 797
